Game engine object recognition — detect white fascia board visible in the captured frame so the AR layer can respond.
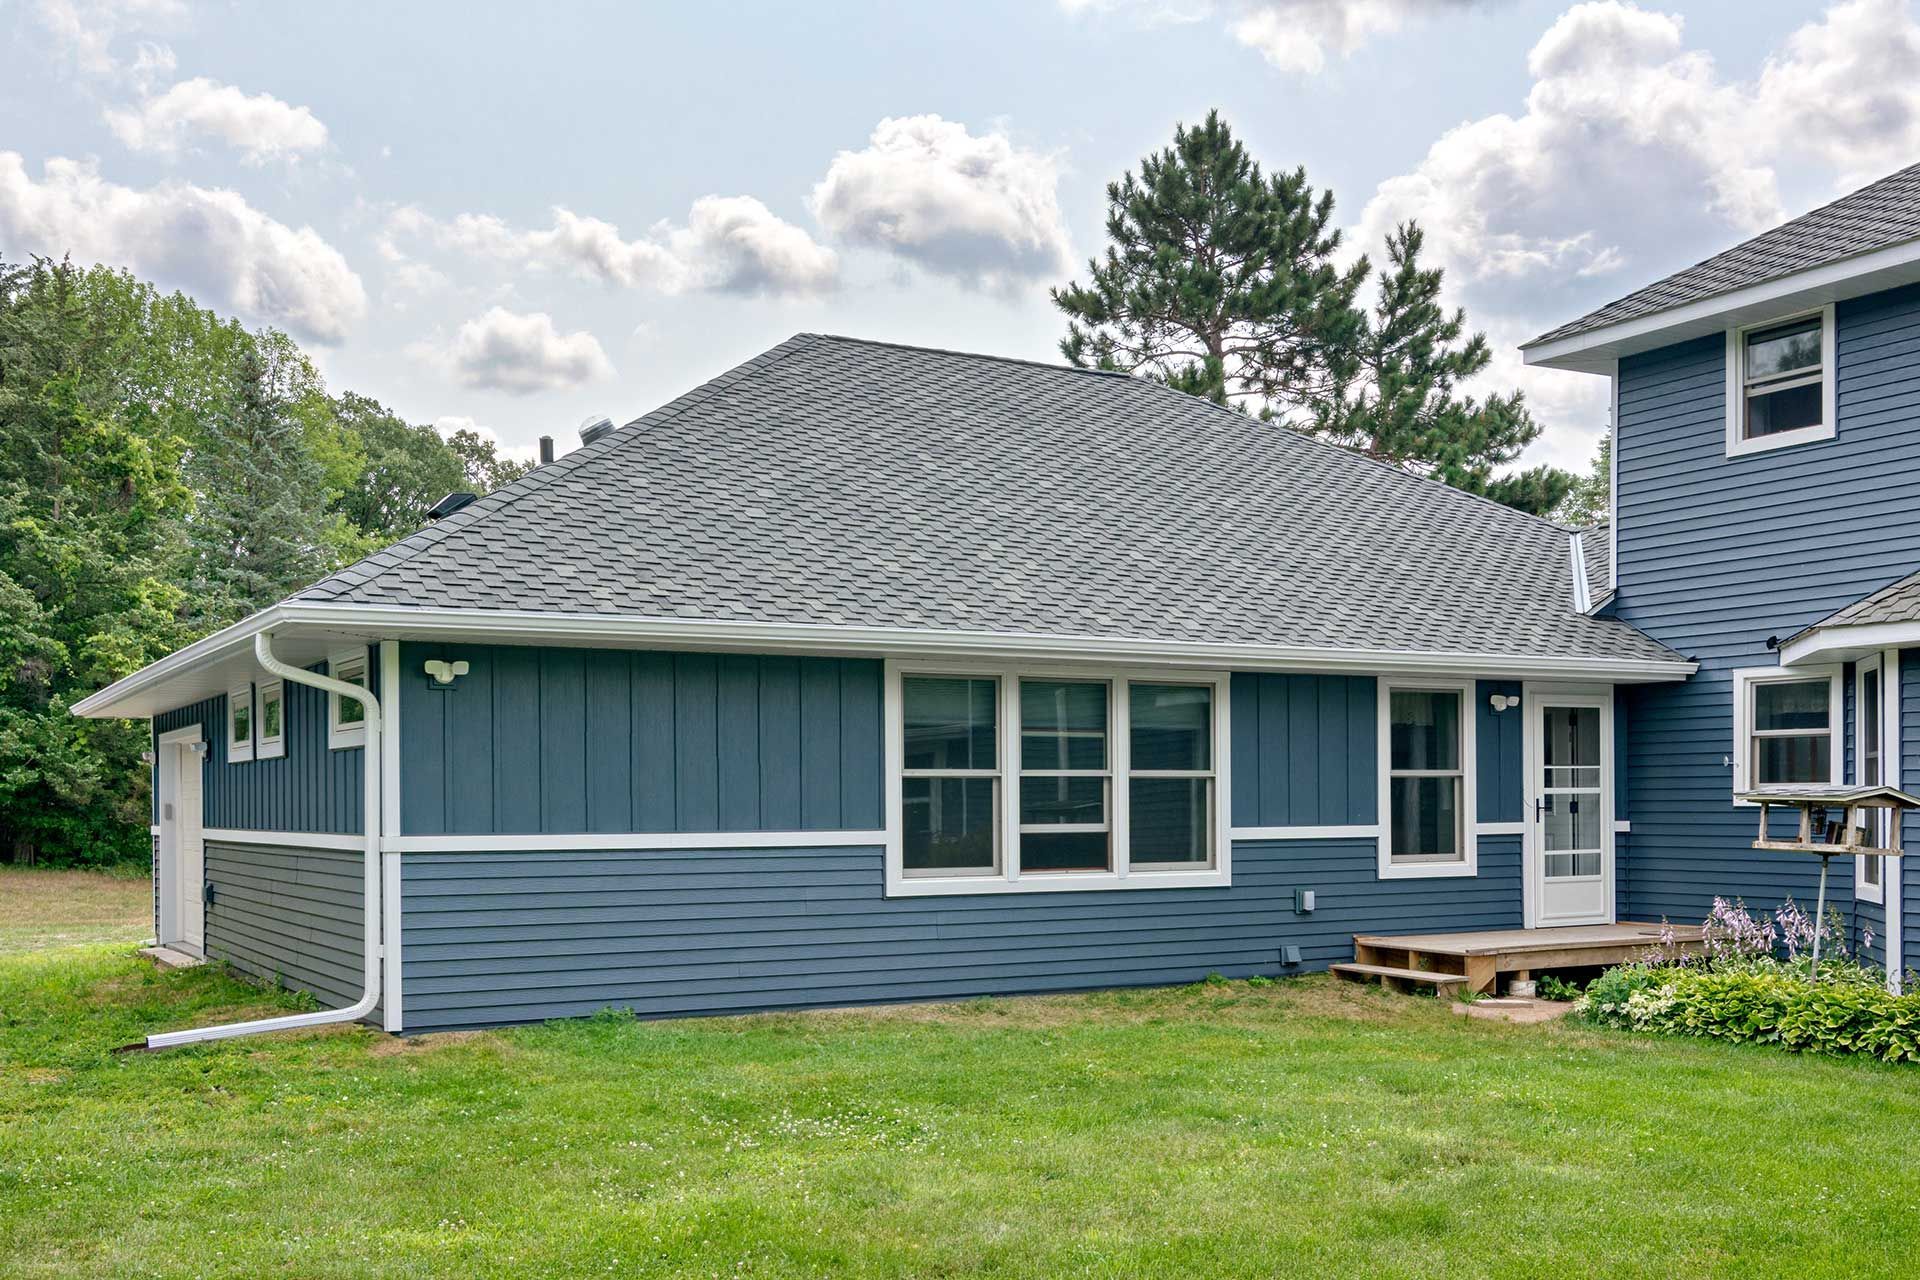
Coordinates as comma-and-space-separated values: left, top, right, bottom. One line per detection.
1779, 620, 1920, 668
1522, 236, 1920, 374
74, 601, 1698, 720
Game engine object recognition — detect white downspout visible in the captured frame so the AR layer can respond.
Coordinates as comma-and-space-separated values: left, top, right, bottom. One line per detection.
145, 631, 382, 1049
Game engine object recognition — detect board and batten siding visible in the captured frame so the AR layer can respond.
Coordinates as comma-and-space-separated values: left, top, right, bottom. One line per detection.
204, 840, 374, 1016
1608, 284, 1920, 924
397, 643, 882, 835
152, 658, 367, 835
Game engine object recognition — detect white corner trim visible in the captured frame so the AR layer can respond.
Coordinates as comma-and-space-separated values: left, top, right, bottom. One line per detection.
1569, 531, 1592, 614
387, 830, 891, 854
1376, 676, 1479, 880
1884, 648, 1904, 993
202, 828, 366, 852
1230, 824, 1380, 841
1723, 305, 1837, 459
379, 641, 403, 1033
1608, 357, 1619, 595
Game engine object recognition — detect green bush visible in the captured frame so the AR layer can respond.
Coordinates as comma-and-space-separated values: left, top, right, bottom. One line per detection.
1575, 962, 1920, 1064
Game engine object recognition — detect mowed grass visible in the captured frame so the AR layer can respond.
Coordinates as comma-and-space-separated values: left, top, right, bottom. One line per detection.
0, 865, 152, 956
3, 875, 1918, 1278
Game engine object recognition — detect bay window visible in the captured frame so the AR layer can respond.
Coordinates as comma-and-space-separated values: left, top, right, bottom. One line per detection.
887, 663, 1229, 895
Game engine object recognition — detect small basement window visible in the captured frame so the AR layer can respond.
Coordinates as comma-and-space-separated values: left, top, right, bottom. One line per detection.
886, 662, 1230, 896
1725, 306, 1835, 456
1731, 666, 1842, 798
227, 681, 254, 763
328, 647, 369, 750
256, 678, 285, 760
1378, 681, 1476, 878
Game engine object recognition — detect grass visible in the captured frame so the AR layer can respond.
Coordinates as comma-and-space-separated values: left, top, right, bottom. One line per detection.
3, 875, 1919, 1278
0, 864, 152, 956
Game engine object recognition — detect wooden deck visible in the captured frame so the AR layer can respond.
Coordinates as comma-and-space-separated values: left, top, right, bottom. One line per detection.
1352, 922, 1703, 995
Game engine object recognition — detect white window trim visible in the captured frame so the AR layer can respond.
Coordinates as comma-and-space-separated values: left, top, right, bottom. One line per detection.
327, 646, 369, 750
1724, 304, 1836, 457
1730, 664, 1843, 802
1377, 677, 1478, 879
226, 681, 254, 763
883, 659, 1232, 897
255, 678, 285, 760
1854, 652, 1892, 903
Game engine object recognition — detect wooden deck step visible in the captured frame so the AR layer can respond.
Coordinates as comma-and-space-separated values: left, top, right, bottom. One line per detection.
1329, 962, 1467, 993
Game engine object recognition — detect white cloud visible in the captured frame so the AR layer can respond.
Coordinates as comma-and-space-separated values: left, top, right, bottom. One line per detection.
808, 115, 1072, 292
387, 197, 837, 297
1062, 1, 1490, 74
31, 0, 184, 78
432, 415, 538, 465
438, 307, 614, 395
0, 151, 367, 342
105, 76, 329, 164
1350, 0, 1920, 470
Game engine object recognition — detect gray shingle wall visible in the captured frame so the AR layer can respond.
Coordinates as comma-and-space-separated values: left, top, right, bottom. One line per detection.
1530, 162, 1920, 347
294, 335, 1677, 667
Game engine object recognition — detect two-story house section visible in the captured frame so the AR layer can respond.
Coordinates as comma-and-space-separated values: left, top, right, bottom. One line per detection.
1525, 161, 1920, 989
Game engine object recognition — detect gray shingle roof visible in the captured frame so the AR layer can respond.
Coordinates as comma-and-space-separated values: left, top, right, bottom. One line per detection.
295, 334, 1681, 666
1800, 567, 1920, 633
1526, 162, 1920, 349
1580, 522, 1611, 601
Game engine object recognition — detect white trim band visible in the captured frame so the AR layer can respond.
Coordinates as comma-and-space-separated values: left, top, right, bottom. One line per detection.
388, 830, 890, 853
203, 828, 365, 852
1229, 825, 1379, 841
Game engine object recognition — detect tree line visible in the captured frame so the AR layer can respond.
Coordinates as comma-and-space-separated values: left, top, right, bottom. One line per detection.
0, 256, 528, 866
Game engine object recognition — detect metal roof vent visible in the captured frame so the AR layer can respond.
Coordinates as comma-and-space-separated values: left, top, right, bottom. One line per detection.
425, 492, 478, 521
578, 414, 616, 445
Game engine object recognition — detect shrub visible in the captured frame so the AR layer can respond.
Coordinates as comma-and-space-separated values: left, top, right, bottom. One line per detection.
1536, 974, 1584, 1002
1574, 962, 1920, 1063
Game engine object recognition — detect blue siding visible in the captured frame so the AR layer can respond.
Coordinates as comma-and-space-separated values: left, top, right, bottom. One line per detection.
401, 834, 1526, 1031
1227, 674, 1376, 827
1476, 680, 1523, 823
152, 658, 367, 835
204, 839, 373, 1017
398, 643, 883, 836
1608, 284, 1920, 926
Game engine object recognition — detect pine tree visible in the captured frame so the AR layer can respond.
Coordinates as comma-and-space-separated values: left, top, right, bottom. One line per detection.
1052, 110, 1368, 411
1555, 428, 1611, 528
1306, 222, 1576, 517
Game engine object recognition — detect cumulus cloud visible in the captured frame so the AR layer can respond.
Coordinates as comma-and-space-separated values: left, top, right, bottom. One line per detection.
1349, 0, 1920, 469
808, 115, 1072, 292
31, 0, 184, 78
105, 76, 329, 164
387, 196, 837, 298
1062, 1, 1492, 74
0, 151, 366, 343
438, 308, 614, 395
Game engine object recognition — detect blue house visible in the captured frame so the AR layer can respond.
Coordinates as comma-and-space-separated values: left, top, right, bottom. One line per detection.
77, 164, 1920, 1035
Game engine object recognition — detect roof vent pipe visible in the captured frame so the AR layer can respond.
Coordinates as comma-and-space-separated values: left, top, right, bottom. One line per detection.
538, 436, 555, 465
579, 414, 616, 445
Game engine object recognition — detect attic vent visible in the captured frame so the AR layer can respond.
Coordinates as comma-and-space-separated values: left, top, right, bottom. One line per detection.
425, 492, 478, 521
579, 414, 616, 445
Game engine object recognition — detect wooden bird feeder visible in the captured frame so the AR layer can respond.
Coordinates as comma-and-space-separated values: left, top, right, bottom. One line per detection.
1741, 783, 1919, 976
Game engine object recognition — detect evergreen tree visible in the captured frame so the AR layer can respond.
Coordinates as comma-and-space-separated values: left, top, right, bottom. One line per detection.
182, 332, 330, 631
1052, 110, 1368, 411
1305, 222, 1576, 517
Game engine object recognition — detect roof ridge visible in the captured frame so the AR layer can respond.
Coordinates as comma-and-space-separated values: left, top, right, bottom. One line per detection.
294, 334, 822, 603
800, 331, 1134, 379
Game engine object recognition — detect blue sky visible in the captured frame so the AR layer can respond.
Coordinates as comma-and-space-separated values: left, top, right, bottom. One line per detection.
4, 0, 1915, 471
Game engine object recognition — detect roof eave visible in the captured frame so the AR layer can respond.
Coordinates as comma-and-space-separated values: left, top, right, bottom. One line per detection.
1522, 235, 1920, 374
1779, 618, 1920, 668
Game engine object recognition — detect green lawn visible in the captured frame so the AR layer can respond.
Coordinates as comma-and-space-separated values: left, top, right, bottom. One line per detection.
3, 876, 1918, 1278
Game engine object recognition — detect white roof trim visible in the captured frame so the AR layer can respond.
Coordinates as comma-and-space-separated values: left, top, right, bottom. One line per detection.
1569, 531, 1592, 614
1523, 235, 1920, 374
1779, 619, 1920, 667
73, 600, 1698, 719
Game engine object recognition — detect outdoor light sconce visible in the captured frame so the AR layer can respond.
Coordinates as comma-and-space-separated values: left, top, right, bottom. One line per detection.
1488, 694, 1519, 712
188, 741, 209, 758
423, 659, 470, 687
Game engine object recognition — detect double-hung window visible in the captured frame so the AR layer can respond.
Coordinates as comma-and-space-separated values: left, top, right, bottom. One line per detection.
1731, 666, 1842, 797
887, 664, 1228, 895
1379, 681, 1475, 877
1726, 306, 1835, 456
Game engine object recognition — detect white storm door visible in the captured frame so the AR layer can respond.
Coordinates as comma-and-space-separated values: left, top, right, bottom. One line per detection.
175, 740, 206, 952
1525, 691, 1614, 927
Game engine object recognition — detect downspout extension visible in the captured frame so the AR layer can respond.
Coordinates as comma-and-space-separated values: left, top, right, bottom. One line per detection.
143, 632, 383, 1049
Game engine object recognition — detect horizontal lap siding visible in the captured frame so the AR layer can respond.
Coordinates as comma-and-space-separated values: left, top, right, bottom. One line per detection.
399, 643, 881, 836
152, 659, 366, 835
401, 837, 1524, 1030
1612, 290, 1920, 931
204, 841, 373, 1016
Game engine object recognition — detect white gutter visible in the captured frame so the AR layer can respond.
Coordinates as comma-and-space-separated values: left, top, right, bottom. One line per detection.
144, 631, 382, 1049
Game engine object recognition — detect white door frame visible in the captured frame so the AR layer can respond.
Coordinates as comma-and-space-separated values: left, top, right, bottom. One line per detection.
1522, 684, 1616, 928
155, 724, 205, 951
